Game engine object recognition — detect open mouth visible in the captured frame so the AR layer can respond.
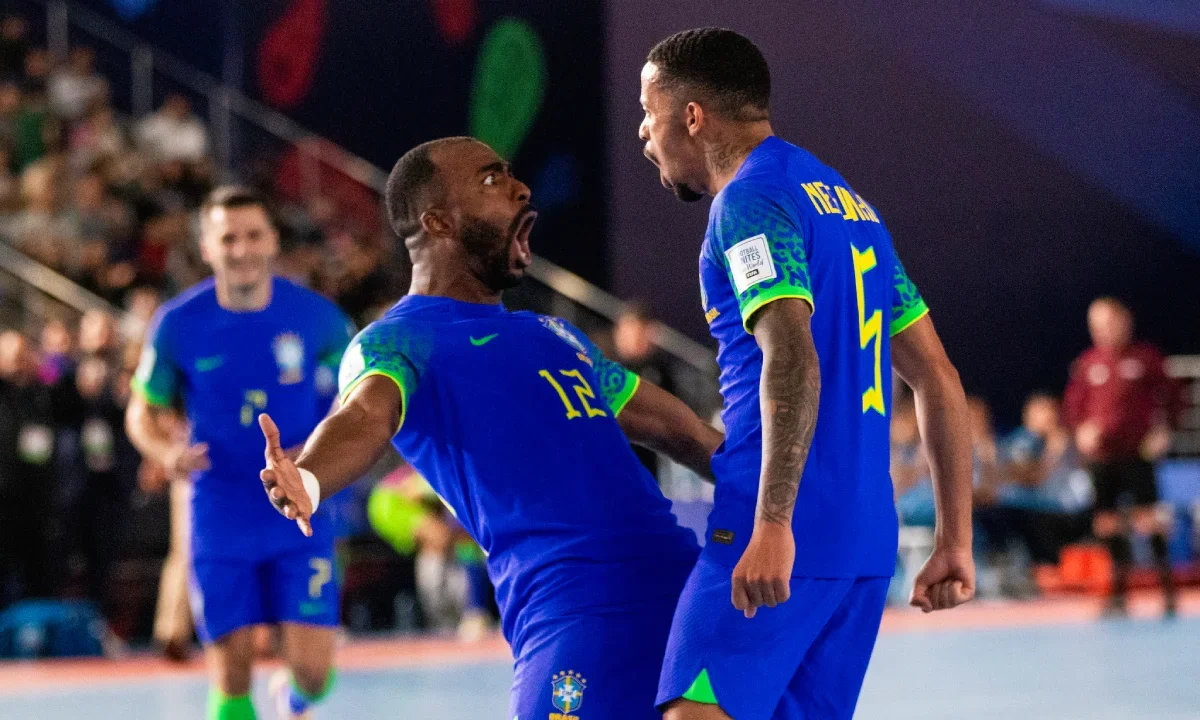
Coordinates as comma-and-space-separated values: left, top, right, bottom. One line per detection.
511, 209, 537, 269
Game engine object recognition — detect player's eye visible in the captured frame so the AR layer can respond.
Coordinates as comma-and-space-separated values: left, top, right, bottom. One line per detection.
483, 173, 498, 186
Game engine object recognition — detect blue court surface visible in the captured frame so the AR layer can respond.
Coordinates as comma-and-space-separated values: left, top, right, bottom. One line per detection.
2, 610, 1197, 719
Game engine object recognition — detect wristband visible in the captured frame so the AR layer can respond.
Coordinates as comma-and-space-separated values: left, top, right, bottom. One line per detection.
297, 467, 321, 513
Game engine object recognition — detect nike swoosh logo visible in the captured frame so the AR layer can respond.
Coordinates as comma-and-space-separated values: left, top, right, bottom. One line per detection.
195, 356, 225, 372
470, 334, 499, 346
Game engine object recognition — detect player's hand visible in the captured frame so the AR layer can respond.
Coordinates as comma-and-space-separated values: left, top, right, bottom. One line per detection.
731, 522, 794, 618
1075, 421, 1102, 458
163, 441, 210, 477
137, 460, 170, 493
1141, 424, 1172, 461
258, 413, 314, 537
909, 545, 975, 613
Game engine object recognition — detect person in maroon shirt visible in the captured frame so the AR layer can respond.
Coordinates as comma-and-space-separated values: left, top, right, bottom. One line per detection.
1064, 298, 1181, 617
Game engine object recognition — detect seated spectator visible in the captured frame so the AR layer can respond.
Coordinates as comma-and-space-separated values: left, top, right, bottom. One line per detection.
0, 330, 59, 606
48, 47, 108, 123
135, 94, 207, 165
69, 101, 127, 172
990, 393, 1093, 564
38, 318, 73, 386
0, 16, 29, 78
119, 285, 161, 346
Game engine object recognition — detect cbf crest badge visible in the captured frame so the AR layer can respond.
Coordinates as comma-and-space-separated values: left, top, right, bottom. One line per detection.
549, 670, 587, 719
538, 317, 588, 355
273, 332, 305, 385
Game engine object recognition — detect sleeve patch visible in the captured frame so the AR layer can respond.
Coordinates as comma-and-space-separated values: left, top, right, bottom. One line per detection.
724, 234, 777, 294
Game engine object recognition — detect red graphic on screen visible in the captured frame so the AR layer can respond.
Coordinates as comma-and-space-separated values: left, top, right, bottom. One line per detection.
258, 0, 327, 109
432, 0, 476, 46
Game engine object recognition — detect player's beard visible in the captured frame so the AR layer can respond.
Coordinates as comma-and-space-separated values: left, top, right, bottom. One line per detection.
460, 215, 523, 293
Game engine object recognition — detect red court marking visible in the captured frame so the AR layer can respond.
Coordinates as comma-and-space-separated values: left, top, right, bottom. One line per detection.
0, 589, 1194, 694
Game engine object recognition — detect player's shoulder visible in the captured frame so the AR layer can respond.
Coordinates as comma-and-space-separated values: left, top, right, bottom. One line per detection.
151, 277, 217, 329
1130, 343, 1167, 364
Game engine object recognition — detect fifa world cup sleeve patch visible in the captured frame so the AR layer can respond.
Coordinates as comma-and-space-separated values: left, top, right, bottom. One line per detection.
725, 234, 777, 294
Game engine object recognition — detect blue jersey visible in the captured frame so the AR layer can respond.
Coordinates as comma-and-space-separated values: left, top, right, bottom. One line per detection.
699, 137, 929, 577
338, 296, 699, 648
133, 277, 354, 560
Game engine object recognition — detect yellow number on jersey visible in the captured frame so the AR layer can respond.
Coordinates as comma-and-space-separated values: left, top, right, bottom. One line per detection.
308, 558, 332, 599
851, 245, 885, 416
240, 390, 268, 427
539, 369, 608, 420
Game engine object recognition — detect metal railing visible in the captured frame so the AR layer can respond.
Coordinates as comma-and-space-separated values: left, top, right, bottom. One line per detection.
33, 0, 718, 375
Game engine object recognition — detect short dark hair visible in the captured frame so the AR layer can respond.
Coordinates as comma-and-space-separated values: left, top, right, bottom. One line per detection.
647, 28, 770, 121
200, 185, 274, 226
386, 136, 474, 239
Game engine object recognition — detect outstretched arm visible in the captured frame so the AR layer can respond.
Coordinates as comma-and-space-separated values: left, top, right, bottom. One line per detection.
617, 379, 723, 480
892, 314, 975, 612
259, 375, 400, 536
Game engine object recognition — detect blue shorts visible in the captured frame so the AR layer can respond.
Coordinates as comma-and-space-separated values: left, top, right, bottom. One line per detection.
509, 599, 678, 720
657, 553, 889, 720
189, 542, 340, 644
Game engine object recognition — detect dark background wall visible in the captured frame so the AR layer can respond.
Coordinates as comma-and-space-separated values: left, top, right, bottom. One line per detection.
64, 0, 610, 286
607, 0, 1200, 424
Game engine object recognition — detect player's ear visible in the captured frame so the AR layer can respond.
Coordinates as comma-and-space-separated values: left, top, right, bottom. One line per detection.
685, 101, 704, 137
419, 209, 453, 239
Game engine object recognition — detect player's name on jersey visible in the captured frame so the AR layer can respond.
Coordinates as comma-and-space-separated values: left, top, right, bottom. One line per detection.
801, 181, 880, 224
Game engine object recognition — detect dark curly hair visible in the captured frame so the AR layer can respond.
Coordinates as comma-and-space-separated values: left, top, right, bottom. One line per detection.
647, 28, 770, 121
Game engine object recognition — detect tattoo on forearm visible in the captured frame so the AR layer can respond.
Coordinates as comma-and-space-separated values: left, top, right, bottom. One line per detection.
758, 339, 820, 526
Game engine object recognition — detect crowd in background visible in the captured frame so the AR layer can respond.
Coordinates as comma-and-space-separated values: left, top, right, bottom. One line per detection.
0, 13, 1191, 654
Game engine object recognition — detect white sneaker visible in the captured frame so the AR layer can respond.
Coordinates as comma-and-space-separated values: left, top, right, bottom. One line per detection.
269, 669, 313, 720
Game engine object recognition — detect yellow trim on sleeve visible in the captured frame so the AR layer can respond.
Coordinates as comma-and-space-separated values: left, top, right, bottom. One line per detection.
741, 290, 815, 334
339, 369, 408, 435
889, 303, 929, 337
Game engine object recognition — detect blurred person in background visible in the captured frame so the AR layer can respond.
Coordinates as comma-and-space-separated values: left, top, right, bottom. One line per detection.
62, 354, 138, 623
120, 284, 161, 345
135, 94, 208, 166
891, 395, 933, 527
126, 187, 352, 720
611, 303, 675, 477
0, 16, 29, 78
0, 330, 59, 606
48, 46, 108, 124
15, 48, 56, 170
0, 81, 22, 149
1064, 297, 1182, 618
368, 463, 493, 641
69, 101, 128, 172
994, 393, 1092, 565
39, 317, 74, 385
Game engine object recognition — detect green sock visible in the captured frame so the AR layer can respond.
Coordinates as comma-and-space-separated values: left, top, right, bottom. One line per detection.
289, 668, 337, 713
208, 688, 256, 720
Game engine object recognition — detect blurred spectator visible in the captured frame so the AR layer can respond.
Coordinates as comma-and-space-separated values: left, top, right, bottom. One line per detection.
135, 94, 208, 165
611, 303, 675, 477
1064, 297, 1181, 617
0, 330, 59, 606
48, 47, 108, 123
968, 396, 1002, 507
79, 308, 121, 364
39, 317, 73, 385
61, 353, 138, 622
119, 285, 161, 345
991, 393, 1093, 563
0, 80, 22, 148
69, 101, 128, 171
892, 395, 933, 527
0, 16, 29, 78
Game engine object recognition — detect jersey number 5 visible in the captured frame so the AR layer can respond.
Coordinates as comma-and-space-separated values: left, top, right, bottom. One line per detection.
539, 369, 608, 420
851, 244, 885, 416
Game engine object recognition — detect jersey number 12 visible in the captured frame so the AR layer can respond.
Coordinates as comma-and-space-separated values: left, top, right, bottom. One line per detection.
539, 369, 608, 420
851, 244, 885, 416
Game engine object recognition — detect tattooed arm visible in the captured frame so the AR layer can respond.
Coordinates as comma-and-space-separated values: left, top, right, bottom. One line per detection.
730, 298, 820, 618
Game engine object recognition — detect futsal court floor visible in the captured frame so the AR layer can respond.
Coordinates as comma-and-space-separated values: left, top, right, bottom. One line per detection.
2, 591, 1197, 720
